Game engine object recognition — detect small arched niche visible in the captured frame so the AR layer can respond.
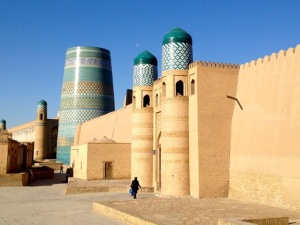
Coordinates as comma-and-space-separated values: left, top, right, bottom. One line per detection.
162, 82, 166, 97
143, 95, 150, 107
191, 79, 195, 95
176, 80, 184, 96
132, 96, 136, 109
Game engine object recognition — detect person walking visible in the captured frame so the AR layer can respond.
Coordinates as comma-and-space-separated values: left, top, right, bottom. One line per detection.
130, 177, 141, 199
60, 165, 63, 174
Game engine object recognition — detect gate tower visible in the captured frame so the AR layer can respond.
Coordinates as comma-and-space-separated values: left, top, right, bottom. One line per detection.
160, 27, 193, 196
131, 50, 158, 186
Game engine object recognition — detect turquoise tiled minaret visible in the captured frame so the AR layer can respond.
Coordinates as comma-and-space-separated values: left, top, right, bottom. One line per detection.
0, 119, 6, 131
131, 50, 157, 187
57, 46, 115, 164
133, 50, 158, 87
162, 27, 193, 71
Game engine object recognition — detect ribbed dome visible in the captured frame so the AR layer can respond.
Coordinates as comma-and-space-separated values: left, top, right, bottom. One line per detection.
37, 100, 47, 106
163, 27, 192, 45
134, 50, 157, 66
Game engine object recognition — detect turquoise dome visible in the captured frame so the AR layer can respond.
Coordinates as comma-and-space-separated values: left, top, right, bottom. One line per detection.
37, 100, 47, 106
0, 119, 6, 123
163, 27, 192, 45
134, 50, 157, 66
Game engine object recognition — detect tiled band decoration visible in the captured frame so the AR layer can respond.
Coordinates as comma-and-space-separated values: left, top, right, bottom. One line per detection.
37, 104, 47, 111
162, 42, 193, 71
57, 46, 115, 164
133, 64, 158, 87
61, 82, 114, 96
65, 58, 111, 70
59, 97, 114, 113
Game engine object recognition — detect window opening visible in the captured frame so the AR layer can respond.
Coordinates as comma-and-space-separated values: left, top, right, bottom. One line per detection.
176, 80, 184, 96
143, 95, 150, 107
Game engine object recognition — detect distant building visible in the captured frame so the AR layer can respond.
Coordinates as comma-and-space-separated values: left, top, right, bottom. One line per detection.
0, 126, 33, 186
7, 100, 58, 160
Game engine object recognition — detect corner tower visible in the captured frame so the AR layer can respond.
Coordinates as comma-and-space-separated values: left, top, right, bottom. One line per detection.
34, 100, 48, 161
57, 46, 115, 164
160, 27, 193, 196
0, 119, 6, 132
131, 50, 158, 187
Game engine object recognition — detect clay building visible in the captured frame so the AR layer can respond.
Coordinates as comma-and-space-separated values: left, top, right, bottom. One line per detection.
70, 27, 300, 211
2, 27, 299, 211
7, 100, 58, 160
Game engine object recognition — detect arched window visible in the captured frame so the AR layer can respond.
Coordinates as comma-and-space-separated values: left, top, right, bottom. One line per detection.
40, 113, 43, 120
143, 95, 150, 107
176, 80, 184, 96
162, 82, 166, 97
191, 79, 195, 95
155, 93, 158, 106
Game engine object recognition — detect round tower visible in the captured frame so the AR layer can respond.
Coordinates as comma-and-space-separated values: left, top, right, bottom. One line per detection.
34, 100, 48, 161
0, 119, 6, 131
57, 46, 115, 165
131, 50, 158, 187
160, 27, 193, 196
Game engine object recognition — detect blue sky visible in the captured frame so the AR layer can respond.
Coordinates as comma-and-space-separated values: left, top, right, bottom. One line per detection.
1, 0, 300, 128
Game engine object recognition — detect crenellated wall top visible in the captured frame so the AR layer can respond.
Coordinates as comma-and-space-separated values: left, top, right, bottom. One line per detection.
189, 61, 240, 69
240, 44, 300, 69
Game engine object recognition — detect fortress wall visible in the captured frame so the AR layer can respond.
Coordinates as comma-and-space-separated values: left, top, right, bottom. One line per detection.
75, 104, 132, 145
190, 62, 239, 198
87, 143, 131, 180
229, 45, 300, 210
188, 66, 200, 197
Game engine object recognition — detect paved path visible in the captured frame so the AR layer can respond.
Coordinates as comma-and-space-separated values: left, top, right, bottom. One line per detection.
95, 196, 300, 225
1, 173, 300, 225
0, 174, 129, 225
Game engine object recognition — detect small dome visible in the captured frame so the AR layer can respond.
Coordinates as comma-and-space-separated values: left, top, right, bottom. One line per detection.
37, 100, 47, 106
134, 50, 157, 66
163, 27, 192, 45
0, 119, 6, 123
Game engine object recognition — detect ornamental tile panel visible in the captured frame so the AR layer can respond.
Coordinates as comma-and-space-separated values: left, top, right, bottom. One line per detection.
64, 57, 112, 70
133, 64, 158, 87
162, 42, 193, 71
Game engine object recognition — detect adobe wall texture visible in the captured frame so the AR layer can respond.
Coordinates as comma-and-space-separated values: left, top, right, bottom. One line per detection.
161, 96, 189, 196
229, 45, 300, 210
74, 104, 132, 145
71, 143, 131, 180
189, 62, 239, 198
131, 107, 153, 187
0, 173, 29, 186
87, 143, 131, 180
0, 143, 9, 174
70, 144, 88, 179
